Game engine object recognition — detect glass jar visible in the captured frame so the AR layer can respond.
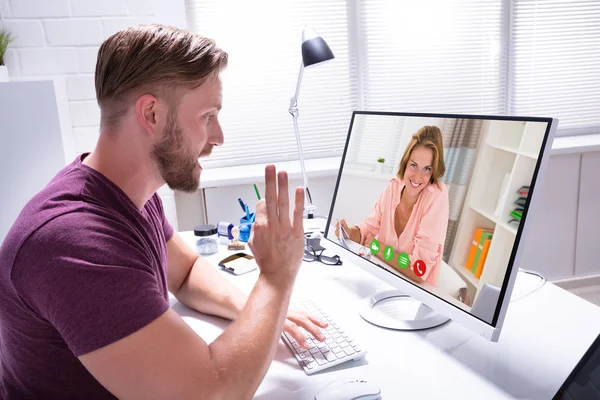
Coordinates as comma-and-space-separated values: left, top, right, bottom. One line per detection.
194, 224, 219, 255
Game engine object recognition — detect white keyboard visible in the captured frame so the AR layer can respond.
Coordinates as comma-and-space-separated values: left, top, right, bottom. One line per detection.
282, 299, 367, 375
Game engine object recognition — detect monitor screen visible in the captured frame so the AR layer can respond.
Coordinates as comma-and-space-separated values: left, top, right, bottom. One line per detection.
325, 112, 553, 326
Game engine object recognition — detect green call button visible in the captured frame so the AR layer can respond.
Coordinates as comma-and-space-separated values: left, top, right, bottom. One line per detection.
398, 252, 410, 269
370, 239, 381, 254
383, 246, 395, 261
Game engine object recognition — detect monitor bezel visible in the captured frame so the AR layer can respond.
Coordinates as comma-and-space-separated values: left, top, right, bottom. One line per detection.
324, 110, 558, 341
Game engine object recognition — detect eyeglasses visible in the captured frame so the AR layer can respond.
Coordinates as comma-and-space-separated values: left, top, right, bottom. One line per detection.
303, 245, 342, 266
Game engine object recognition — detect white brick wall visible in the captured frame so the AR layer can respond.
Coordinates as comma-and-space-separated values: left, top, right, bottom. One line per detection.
66, 74, 95, 100
11, 0, 70, 18
0, 0, 187, 228
2, 20, 44, 47
44, 19, 104, 46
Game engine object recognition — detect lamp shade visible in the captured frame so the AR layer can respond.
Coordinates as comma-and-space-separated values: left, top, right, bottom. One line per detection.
301, 27, 334, 67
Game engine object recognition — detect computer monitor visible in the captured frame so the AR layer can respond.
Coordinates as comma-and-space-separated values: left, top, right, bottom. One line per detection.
323, 111, 558, 342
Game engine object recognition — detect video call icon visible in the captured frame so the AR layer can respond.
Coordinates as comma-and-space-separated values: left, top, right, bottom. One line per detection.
370, 239, 380, 254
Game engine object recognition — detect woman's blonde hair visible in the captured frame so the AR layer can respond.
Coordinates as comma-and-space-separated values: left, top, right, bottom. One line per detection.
397, 125, 446, 187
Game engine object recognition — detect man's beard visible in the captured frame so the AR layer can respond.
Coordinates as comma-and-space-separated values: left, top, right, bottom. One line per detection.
151, 114, 203, 193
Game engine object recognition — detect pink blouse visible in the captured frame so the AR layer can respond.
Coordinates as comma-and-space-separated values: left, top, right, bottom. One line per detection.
358, 177, 449, 286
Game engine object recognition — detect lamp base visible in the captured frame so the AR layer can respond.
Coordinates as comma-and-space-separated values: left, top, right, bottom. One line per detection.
304, 215, 327, 233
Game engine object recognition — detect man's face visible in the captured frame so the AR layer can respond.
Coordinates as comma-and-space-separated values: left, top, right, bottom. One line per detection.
151, 75, 223, 193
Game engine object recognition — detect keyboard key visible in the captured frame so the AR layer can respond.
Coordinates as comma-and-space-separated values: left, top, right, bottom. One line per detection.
314, 353, 328, 366
303, 360, 315, 370
282, 298, 367, 374
344, 347, 356, 356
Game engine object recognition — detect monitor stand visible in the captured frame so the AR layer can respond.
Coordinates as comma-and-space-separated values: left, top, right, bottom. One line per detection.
359, 289, 449, 330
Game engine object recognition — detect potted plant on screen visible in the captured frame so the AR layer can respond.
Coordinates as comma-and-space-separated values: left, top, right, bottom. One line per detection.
376, 157, 385, 174
0, 28, 14, 82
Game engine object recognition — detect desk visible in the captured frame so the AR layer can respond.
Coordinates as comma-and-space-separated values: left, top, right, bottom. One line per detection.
172, 231, 600, 399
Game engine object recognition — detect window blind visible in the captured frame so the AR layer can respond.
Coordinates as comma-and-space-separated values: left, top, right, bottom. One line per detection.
345, 114, 405, 171
509, 0, 600, 135
185, 0, 356, 168
358, 0, 507, 115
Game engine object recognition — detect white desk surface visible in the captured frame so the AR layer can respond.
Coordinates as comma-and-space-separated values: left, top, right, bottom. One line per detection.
174, 231, 600, 400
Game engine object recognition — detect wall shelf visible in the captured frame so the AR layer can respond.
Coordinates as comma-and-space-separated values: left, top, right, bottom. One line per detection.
448, 120, 545, 301
454, 264, 481, 287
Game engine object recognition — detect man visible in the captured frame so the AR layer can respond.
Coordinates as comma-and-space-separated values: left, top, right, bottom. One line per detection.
0, 24, 327, 399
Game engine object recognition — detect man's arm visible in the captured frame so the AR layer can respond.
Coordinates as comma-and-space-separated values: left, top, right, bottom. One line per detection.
167, 231, 246, 321
166, 217, 328, 348
79, 166, 306, 400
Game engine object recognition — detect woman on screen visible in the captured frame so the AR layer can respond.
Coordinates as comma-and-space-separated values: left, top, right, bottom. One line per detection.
335, 126, 449, 286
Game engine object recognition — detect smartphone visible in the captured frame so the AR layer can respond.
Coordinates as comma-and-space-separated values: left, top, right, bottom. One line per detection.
218, 253, 257, 275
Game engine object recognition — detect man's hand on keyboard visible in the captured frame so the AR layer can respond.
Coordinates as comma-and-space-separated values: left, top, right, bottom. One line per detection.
284, 309, 328, 349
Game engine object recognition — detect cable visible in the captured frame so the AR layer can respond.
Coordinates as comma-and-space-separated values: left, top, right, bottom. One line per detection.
510, 268, 546, 302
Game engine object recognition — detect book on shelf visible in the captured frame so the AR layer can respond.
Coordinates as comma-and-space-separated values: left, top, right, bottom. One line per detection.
514, 197, 527, 207
507, 186, 529, 227
471, 230, 494, 274
510, 209, 523, 220
517, 185, 530, 197
474, 238, 492, 279
465, 227, 494, 275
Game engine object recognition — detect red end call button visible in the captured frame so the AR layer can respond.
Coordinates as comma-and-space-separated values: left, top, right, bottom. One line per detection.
414, 260, 427, 277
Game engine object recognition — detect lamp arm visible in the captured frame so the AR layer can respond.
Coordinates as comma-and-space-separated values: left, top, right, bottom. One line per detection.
288, 62, 315, 218
292, 61, 304, 107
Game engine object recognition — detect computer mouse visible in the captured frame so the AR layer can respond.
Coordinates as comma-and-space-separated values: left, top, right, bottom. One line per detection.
314, 379, 382, 400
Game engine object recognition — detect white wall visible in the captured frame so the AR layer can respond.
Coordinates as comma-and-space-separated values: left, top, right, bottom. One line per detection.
0, 0, 187, 229
0, 81, 67, 241
202, 176, 338, 230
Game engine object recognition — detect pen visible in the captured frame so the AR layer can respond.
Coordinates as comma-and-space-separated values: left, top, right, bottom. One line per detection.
336, 218, 350, 240
238, 198, 247, 213
253, 183, 261, 200
245, 204, 250, 221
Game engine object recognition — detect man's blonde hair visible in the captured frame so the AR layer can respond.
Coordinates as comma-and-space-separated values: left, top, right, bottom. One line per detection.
95, 24, 228, 128
397, 125, 446, 187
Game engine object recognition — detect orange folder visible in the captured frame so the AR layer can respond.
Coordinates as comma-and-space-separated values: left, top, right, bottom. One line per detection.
475, 238, 492, 279
465, 228, 483, 272
465, 227, 492, 273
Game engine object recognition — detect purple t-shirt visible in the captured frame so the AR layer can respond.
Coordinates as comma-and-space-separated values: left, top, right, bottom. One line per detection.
0, 154, 174, 399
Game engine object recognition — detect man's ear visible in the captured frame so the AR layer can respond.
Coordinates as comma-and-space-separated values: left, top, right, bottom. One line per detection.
135, 94, 168, 137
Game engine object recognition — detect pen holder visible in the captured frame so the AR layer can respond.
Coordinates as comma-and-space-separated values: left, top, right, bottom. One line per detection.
238, 213, 255, 243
